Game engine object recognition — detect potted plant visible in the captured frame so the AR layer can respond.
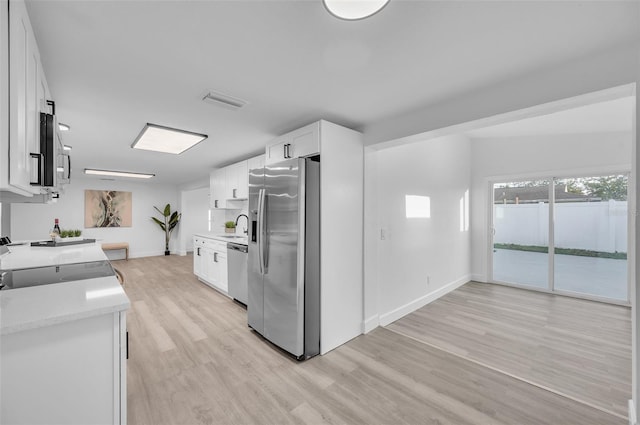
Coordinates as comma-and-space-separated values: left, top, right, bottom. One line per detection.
152, 204, 181, 255
225, 221, 236, 234
56, 229, 83, 242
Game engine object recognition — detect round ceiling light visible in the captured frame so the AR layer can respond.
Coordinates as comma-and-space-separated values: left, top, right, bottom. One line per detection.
323, 0, 390, 21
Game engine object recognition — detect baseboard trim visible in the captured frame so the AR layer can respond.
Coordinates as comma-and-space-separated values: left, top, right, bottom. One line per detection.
629, 400, 636, 425
128, 250, 168, 259
470, 273, 486, 282
105, 250, 182, 260
379, 274, 470, 327
363, 316, 379, 334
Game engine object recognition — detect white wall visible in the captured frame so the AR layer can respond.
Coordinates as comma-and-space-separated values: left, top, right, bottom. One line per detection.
364, 133, 471, 329
470, 131, 632, 281
177, 186, 210, 255
10, 176, 178, 259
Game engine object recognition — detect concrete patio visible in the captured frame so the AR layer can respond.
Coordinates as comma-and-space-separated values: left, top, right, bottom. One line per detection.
493, 248, 627, 301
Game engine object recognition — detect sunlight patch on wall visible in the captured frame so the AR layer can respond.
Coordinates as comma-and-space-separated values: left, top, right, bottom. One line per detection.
406, 195, 430, 218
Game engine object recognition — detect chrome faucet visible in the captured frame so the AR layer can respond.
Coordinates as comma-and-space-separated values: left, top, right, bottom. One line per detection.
235, 214, 249, 234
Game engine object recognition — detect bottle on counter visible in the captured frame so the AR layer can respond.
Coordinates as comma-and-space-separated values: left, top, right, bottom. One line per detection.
53, 218, 61, 236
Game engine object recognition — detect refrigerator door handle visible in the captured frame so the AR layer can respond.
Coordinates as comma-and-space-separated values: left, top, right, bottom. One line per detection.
259, 188, 268, 272
263, 193, 268, 270
257, 188, 265, 275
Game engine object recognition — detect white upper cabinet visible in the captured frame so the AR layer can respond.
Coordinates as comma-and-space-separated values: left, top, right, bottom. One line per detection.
210, 159, 250, 209
1, 0, 52, 197
8, 0, 45, 194
0, 1, 7, 188
265, 121, 320, 164
210, 168, 226, 209
225, 160, 248, 200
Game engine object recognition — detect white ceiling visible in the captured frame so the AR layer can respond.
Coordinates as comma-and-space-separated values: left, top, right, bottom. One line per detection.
24, 0, 640, 185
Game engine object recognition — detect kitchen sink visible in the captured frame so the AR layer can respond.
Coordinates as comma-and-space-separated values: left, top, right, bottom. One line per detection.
221, 235, 247, 239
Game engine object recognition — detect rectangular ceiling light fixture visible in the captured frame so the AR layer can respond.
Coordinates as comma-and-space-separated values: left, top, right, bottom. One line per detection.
84, 168, 155, 179
131, 123, 208, 154
202, 90, 248, 110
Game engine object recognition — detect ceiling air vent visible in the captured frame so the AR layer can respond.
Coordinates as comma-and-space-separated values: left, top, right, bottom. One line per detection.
202, 90, 248, 111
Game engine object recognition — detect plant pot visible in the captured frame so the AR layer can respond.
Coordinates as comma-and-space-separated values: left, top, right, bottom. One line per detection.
225, 228, 236, 234
164, 250, 170, 256
60, 236, 84, 242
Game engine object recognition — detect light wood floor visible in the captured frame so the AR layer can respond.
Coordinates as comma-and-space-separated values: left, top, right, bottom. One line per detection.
387, 282, 631, 418
114, 255, 626, 425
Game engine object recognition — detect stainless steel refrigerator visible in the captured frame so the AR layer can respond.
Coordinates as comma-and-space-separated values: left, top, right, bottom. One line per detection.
247, 157, 320, 360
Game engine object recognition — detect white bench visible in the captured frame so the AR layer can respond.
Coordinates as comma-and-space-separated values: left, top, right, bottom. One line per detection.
101, 242, 129, 260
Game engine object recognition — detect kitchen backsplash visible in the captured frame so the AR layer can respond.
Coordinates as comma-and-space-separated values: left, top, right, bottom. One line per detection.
210, 203, 248, 235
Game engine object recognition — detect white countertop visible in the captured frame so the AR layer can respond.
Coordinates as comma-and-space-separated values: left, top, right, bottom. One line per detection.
194, 232, 248, 245
0, 243, 130, 335
0, 242, 108, 270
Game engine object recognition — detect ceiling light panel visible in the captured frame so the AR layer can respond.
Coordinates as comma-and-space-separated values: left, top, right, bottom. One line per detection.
84, 169, 155, 179
131, 123, 207, 154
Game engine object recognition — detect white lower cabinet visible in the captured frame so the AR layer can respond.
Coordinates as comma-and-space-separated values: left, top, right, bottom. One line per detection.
0, 311, 127, 425
193, 236, 206, 279
193, 236, 228, 294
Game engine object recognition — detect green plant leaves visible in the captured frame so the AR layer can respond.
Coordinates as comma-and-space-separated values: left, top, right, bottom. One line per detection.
152, 204, 181, 251
151, 216, 167, 231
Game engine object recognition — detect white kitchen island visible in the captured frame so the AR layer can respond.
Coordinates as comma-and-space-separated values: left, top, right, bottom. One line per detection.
0, 243, 130, 425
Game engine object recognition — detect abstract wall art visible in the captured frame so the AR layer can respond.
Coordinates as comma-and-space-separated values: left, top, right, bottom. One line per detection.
84, 190, 133, 228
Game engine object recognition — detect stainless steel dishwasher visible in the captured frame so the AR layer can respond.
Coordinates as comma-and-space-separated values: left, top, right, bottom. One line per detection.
227, 242, 248, 306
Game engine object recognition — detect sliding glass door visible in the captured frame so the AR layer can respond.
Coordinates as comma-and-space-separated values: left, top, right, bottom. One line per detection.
491, 174, 628, 303
553, 175, 628, 301
493, 180, 550, 289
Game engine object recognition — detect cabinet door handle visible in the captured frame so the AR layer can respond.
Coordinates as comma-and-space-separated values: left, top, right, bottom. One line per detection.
30, 153, 44, 185
233, 188, 237, 198
284, 143, 293, 159
197, 247, 200, 256
126, 331, 129, 360
214, 200, 218, 208
67, 155, 71, 180
214, 252, 218, 262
